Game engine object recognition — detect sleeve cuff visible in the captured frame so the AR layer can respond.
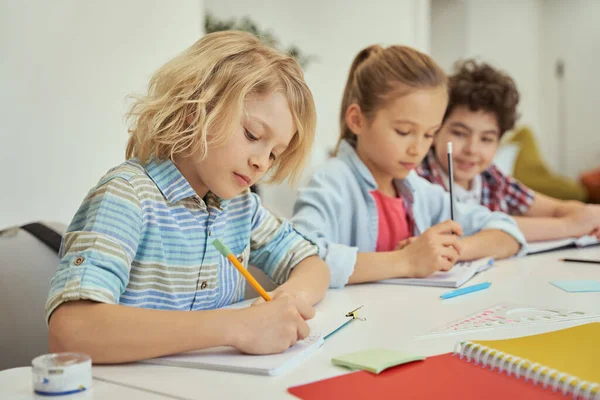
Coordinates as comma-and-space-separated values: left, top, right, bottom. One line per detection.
45, 256, 123, 325
482, 216, 528, 257
45, 286, 117, 326
322, 242, 358, 288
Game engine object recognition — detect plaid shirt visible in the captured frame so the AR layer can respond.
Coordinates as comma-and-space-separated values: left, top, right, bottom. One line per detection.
417, 151, 535, 216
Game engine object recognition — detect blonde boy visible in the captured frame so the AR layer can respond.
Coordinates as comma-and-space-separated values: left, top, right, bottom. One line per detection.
46, 31, 330, 363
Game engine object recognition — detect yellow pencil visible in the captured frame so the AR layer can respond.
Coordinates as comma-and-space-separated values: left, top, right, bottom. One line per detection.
212, 238, 273, 302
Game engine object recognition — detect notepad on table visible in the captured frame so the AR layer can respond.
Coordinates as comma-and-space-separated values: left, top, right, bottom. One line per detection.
527, 235, 599, 255
380, 257, 494, 288
332, 349, 425, 374
141, 300, 356, 376
550, 280, 600, 293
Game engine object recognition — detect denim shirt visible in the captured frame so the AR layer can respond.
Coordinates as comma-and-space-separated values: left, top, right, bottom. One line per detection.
292, 140, 527, 288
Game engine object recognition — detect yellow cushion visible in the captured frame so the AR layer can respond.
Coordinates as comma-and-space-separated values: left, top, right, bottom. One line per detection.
506, 127, 588, 201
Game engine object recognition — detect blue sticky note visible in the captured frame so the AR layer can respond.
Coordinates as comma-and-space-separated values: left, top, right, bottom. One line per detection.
550, 280, 600, 293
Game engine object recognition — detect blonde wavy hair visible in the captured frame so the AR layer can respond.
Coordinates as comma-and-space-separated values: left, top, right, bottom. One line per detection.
126, 30, 316, 184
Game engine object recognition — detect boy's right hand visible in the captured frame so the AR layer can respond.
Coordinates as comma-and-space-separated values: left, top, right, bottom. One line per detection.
230, 292, 314, 355
398, 220, 463, 278
563, 204, 600, 238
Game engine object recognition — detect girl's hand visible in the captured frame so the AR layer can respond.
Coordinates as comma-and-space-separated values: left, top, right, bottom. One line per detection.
396, 220, 463, 278
395, 236, 416, 251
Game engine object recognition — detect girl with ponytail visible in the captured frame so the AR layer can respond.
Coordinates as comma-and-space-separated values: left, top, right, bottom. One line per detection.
292, 45, 527, 288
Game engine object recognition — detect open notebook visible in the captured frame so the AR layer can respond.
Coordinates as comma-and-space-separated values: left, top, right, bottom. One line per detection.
527, 235, 599, 255
289, 323, 600, 400
141, 300, 356, 376
380, 257, 494, 288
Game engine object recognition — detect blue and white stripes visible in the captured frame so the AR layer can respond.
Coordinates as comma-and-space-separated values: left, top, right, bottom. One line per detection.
46, 158, 317, 321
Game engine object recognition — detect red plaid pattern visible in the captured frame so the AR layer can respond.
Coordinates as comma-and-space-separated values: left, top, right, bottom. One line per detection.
417, 151, 535, 216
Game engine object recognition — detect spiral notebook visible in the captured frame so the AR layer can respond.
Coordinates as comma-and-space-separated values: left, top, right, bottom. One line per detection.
380, 257, 494, 288
527, 235, 599, 255
455, 322, 600, 399
289, 323, 600, 399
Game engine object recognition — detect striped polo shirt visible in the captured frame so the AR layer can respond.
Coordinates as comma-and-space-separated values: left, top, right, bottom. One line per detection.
45, 158, 318, 322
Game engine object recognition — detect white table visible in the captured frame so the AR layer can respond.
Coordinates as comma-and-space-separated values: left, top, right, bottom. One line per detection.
0, 366, 168, 399
2, 247, 599, 399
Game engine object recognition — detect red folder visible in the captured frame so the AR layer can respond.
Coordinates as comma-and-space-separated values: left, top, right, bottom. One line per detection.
288, 353, 567, 399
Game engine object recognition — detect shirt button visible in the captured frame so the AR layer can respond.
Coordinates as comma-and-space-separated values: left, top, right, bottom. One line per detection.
200, 281, 208, 290
74, 256, 85, 266
237, 255, 244, 263
208, 229, 212, 236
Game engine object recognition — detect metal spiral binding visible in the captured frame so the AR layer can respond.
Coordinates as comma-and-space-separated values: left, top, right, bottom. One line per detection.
454, 341, 599, 399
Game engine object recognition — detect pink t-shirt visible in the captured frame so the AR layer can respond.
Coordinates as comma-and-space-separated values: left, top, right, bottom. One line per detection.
371, 190, 412, 252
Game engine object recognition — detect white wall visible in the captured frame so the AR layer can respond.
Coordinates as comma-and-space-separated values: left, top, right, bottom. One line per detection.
431, 0, 600, 179
0, 0, 203, 228
205, 0, 431, 217
540, 0, 600, 177
431, 0, 466, 73
465, 1, 541, 143
431, 0, 541, 142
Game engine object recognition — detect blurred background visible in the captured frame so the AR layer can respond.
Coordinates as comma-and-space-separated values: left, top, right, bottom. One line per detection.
1, 0, 599, 227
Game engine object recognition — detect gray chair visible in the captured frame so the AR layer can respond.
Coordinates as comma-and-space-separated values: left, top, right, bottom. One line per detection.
0, 222, 66, 371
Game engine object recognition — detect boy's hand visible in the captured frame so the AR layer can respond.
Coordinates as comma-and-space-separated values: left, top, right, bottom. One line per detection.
251, 289, 312, 309
397, 220, 463, 278
563, 204, 600, 238
232, 292, 315, 355
585, 205, 600, 238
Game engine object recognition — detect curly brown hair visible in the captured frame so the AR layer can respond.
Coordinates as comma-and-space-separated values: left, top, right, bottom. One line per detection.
445, 59, 520, 136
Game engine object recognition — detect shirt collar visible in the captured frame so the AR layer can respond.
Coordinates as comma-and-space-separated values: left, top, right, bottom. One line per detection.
421, 151, 447, 188
144, 158, 228, 209
337, 140, 378, 191
337, 139, 417, 197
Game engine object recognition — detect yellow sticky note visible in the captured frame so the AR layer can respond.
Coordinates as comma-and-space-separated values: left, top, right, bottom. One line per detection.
332, 348, 425, 374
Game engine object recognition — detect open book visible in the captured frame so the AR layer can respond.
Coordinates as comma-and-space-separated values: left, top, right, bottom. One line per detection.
140, 299, 356, 376
379, 257, 494, 288
527, 235, 599, 255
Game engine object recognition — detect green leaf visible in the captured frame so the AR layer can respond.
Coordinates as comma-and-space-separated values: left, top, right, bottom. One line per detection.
204, 12, 316, 70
